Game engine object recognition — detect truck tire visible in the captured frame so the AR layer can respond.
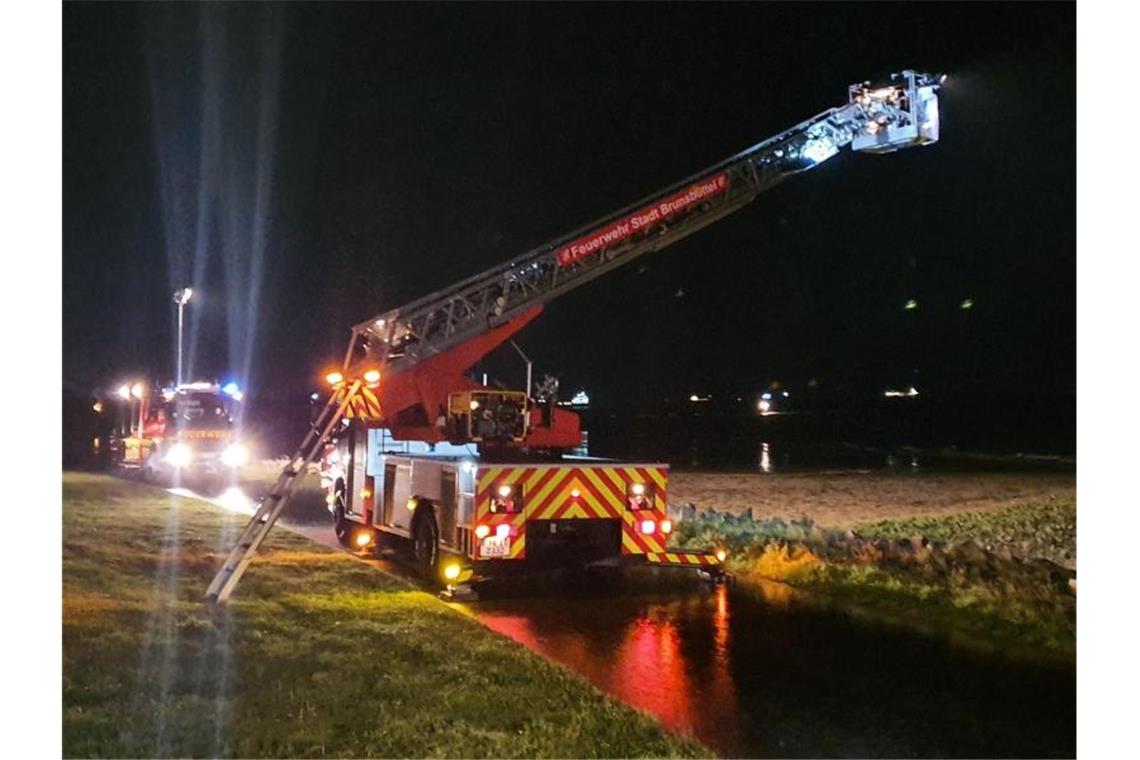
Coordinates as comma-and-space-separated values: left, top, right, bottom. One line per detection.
139, 459, 157, 484
333, 489, 352, 547
411, 505, 440, 578
144, 462, 167, 487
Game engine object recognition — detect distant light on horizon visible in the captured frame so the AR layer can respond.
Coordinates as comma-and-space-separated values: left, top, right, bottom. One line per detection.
960, 298, 974, 310
904, 299, 918, 310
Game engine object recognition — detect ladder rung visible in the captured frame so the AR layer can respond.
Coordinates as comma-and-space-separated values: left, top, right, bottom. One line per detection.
206, 382, 357, 603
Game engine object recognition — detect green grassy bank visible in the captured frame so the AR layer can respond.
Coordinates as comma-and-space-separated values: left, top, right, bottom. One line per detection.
673, 499, 1076, 659
62, 473, 707, 758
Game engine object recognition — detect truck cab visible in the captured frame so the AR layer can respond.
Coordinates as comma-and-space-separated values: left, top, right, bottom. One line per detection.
114, 382, 251, 483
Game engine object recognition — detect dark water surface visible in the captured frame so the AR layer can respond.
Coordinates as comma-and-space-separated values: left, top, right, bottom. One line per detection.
469, 579, 1074, 758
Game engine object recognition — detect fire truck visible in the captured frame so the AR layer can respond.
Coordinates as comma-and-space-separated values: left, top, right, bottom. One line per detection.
208, 69, 944, 603
111, 382, 250, 483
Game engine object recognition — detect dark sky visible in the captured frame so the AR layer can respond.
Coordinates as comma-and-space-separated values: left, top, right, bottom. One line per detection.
63, 2, 1075, 408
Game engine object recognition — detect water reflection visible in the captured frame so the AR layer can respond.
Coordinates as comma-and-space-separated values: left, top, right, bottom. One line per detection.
478, 584, 741, 751
753, 441, 933, 474
472, 578, 1074, 757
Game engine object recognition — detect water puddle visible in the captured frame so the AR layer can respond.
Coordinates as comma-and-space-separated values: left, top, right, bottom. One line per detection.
469, 578, 1074, 757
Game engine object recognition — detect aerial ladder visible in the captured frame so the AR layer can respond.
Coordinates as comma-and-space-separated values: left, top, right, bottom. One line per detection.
207, 69, 944, 603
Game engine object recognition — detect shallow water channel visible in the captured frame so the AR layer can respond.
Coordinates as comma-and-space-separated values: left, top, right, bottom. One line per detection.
466, 577, 1074, 758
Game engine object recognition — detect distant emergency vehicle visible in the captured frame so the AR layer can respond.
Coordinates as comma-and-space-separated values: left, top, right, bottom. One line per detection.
111, 382, 249, 481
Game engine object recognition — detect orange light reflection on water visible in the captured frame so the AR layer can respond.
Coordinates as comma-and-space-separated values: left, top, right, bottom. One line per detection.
477, 584, 740, 751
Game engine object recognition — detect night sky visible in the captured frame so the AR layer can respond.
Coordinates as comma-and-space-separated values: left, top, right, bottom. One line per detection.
63, 2, 1075, 413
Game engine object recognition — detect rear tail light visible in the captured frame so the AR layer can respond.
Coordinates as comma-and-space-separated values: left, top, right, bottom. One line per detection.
474, 524, 490, 539
627, 482, 656, 510
660, 519, 672, 534
640, 519, 656, 535
491, 482, 523, 514
495, 523, 511, 538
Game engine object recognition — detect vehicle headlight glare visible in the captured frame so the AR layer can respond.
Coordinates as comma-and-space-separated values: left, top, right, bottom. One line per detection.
221, 443, 249, 467
165, 443, 192, 468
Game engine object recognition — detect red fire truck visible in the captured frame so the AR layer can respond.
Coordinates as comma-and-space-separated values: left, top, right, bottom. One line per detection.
110, 382, 250, 483
319, 424, 712, 589
208, 69, 943, 603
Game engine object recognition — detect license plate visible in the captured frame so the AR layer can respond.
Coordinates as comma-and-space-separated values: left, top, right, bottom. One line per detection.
479, 534, 510, 558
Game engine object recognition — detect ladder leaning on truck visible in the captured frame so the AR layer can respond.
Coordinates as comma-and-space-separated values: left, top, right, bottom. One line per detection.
207, 69, 944, 604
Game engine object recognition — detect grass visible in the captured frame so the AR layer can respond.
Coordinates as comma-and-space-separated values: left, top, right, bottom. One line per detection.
853, 499, 1076, 566
62, 473, 708, 758
671, 500, 1076, 659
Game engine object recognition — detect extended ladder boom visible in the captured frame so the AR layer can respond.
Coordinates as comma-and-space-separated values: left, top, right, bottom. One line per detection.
349, 69, 942, 376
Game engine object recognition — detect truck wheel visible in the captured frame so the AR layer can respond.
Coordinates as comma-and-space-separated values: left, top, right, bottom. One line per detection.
143, 462, 165, 486
333, 490, 351, 547
411, 506, 440, 577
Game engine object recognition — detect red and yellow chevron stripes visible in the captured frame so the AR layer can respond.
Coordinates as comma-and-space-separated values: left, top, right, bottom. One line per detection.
473, 464, 670, 560
334, 384, 383, 420
645, 551, 722, 567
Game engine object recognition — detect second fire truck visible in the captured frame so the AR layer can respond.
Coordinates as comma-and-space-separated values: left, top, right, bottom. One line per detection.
110, 381, 250, 483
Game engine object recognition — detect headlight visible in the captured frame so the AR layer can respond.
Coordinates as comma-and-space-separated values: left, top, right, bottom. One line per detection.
165, 443, 193, 468
221, 443, 249, 467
